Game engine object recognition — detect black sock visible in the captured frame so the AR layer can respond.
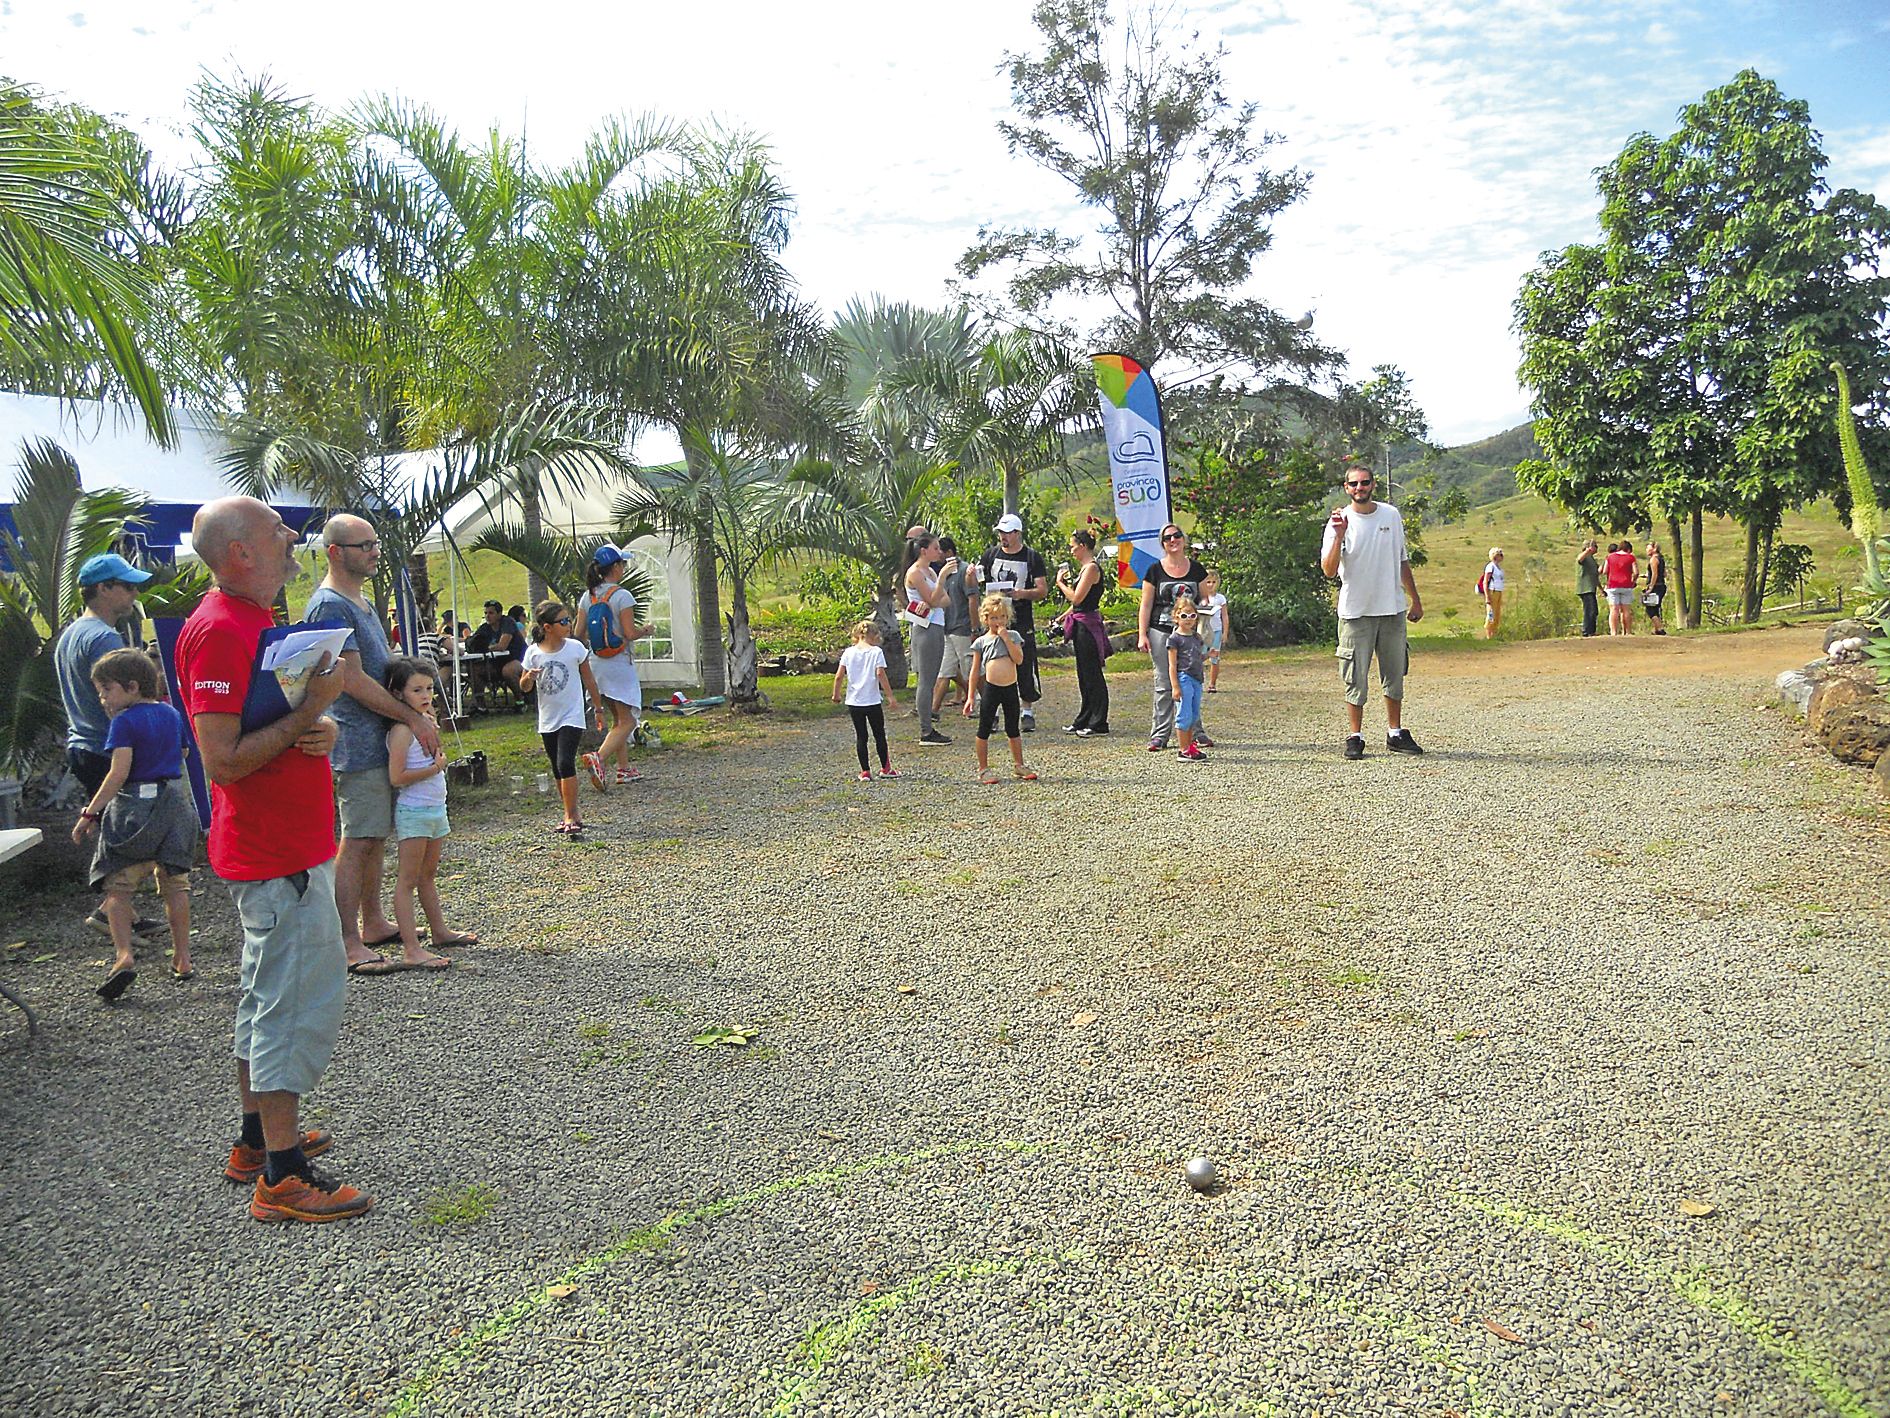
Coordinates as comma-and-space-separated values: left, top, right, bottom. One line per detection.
263, 1145, 308, 1186
240, 1112, 264, 1150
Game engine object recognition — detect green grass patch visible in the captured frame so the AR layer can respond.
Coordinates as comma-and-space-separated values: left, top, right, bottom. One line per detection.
420, 1182, 500, 1228
1325, 966, 1380, 989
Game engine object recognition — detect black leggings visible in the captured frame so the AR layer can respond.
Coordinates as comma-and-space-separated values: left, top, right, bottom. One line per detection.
977, 681, 1021, 741
540, 725, 582, 780
848, 703, 889, 771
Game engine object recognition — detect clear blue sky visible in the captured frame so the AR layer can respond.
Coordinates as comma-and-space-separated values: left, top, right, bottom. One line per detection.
5, 0, 1887, 444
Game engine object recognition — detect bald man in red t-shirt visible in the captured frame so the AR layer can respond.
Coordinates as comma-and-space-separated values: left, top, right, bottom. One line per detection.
178, 496, 373, 1225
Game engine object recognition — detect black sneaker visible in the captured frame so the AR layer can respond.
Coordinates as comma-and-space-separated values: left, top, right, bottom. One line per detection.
1387, 729, 1424, 755
1062, 723, 1081, 733
919, 730, 953, 746
1343, 735, 1365, 761
1019, 714, 1036, 733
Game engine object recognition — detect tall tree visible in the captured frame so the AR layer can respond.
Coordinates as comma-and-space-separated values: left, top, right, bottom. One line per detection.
956, 0, 1331, 388
1517, 70, 1890, 625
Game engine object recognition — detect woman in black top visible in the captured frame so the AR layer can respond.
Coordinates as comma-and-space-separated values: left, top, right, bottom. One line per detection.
1642, 541, 1668, 635
1055, 529, 1110, 735
1135, 524, 1209, 750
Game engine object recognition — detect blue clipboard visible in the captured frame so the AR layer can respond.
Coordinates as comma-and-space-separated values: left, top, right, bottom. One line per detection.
239, 621, 347, 734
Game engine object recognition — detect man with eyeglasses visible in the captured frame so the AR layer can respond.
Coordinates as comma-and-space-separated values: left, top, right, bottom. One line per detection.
1319, 467, 1425, 759
305, 513, 445, 975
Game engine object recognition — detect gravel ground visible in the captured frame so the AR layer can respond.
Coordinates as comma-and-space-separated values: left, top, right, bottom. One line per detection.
2, 624, 1885, 1418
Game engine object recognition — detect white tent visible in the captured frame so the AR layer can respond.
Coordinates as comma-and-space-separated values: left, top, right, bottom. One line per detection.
0, 393, 699, 688
390, 437, 698, 689
0, 391, 323, 555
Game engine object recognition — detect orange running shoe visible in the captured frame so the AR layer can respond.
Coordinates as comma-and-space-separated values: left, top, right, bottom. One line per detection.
249, 1168, 374, 1224
224, 1129, 333, 1184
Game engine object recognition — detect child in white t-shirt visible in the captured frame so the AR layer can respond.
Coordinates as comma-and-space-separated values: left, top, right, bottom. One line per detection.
519, 601, 606, 836
832, 620, 899, 781
1200, 569, 1229, 692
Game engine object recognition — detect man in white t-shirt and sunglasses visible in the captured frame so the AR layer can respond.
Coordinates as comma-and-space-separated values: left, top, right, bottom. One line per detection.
1319, 466, 1425, 760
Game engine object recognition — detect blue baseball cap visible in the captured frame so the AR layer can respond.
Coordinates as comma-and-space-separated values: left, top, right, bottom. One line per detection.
77, 553, 154, 588
592, 544, 625, 568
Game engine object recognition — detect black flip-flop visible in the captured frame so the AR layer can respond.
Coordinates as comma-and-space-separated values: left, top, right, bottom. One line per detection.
96, 968, 136, 1002
400, 956, 453, 972
431, 934, 479, 949
347, 953, 401, 977
364, 930, 404, 949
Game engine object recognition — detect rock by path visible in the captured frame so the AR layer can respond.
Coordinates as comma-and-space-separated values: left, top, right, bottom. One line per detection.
0, 625, 1883, 1417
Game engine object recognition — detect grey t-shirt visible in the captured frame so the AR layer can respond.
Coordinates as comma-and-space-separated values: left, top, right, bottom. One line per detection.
1168, 631, 1206, 683
942, 562, 974, 637
304, 585, 391, 772
54, 615, 125, 753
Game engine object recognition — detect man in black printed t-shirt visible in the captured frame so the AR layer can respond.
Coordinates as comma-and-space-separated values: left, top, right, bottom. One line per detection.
973, 513, 1049, 731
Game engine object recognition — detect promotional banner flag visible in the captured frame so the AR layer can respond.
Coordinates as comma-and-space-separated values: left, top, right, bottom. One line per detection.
1092, 352, 1171, 587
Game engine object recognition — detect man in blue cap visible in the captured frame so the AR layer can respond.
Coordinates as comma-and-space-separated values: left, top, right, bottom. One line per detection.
54, 553, 160, 939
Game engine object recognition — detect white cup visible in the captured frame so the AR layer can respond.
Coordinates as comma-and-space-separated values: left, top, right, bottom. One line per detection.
535, 773, 550, 794
509, 775, 524, 796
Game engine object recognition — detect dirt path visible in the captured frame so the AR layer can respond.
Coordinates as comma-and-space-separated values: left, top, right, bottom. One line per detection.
1, 624, 1883, 1417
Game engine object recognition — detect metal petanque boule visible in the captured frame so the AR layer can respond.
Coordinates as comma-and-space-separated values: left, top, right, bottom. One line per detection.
1184, 1157, 1219, 1193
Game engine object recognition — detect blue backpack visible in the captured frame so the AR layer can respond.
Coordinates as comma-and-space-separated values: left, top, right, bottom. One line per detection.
585, 594, 622, 653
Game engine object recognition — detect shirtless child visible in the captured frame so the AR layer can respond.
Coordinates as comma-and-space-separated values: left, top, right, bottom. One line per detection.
962, 594, 1039, 785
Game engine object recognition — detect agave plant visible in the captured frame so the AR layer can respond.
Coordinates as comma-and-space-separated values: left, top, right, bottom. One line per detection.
1831, 362, 1889, 682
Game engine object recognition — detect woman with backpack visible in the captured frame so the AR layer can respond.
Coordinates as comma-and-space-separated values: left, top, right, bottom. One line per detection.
1478, 547, 1505, 638
575, 544, 649, 791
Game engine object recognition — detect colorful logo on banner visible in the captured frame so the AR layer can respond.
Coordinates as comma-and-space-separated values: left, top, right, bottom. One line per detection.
1092, 352, 1171, 587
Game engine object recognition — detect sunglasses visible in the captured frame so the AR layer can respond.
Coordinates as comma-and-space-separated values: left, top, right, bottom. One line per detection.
1345, 479, 1374, 489
1161, 531, 1186, 542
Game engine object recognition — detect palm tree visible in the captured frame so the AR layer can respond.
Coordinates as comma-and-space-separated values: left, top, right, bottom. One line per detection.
550, 127, 842, 695
924, 329, 1096, 515
352, 98, 677, 606
784, 297, 973, 686
0, 80, 177, 443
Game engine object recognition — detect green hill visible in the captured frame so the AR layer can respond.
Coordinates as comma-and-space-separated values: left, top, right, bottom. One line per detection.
1404, 421, 1539, 506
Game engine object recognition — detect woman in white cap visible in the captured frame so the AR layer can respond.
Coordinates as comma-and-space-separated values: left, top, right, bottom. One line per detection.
574, 545, 649, 789
1480, 547, 1505, 638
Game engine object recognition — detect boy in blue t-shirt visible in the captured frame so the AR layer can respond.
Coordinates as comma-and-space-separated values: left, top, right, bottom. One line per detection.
72, 648, 202, 1000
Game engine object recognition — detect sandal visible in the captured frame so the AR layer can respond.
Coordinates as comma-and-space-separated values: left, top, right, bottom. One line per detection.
978, 769, 1001, 786
1014, 767, 1040, 782
431, 933, 480, 949
399, 954, 453, 972
348, 952, 401, 977
96, 967, 136, 1002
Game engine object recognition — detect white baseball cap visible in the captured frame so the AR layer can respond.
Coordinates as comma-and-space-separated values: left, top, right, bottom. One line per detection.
993, 513, 1024, 533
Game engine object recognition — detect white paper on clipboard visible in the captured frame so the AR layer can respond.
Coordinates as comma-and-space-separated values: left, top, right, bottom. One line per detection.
260, 627, 350, 709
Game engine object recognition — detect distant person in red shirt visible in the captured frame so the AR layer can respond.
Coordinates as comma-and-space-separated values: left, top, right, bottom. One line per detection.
177, 496, 372, 1225
1603, 540, 1639, 637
